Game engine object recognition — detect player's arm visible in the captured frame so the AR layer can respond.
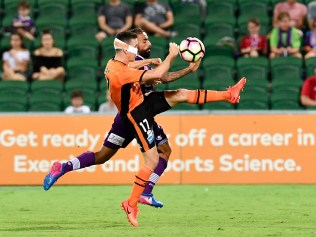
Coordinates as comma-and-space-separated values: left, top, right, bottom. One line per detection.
128, 58, 161, 69
141, 43, 179, 82
301, 95, 316, 106
159, 60, 201, 84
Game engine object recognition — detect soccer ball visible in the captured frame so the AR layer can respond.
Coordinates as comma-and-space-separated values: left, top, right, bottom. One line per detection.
179, 37, 205, 62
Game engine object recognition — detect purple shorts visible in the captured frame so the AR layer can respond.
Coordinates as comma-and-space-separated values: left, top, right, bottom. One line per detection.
103, 113, 168, 150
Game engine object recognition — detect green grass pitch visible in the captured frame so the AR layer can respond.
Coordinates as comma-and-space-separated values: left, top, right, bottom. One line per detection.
0, 185, 315, 237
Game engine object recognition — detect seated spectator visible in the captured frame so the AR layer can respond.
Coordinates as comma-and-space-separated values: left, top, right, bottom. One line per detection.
32, 30, 65, 80
270, 12, 302, 59
64, 91, 91, 114
95, 0, 133, 43
273, 0, 307, 30
98, 90, 117, 113
134, 0, 177, 38
301, 73, 316, 106
240, 18, 268, 57
307, 1, 316, 29
12, 1, 36, 41
304, 21, 316, 59
1, 33, 30, 81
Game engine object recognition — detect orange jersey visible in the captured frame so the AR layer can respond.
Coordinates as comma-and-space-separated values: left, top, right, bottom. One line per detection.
104, 59, 147, 113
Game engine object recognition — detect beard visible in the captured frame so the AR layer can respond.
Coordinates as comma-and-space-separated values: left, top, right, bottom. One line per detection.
139, 49, 151, 59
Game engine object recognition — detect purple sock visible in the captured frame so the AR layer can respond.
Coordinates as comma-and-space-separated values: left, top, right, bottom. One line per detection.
143, 157, 168, 194
64, 152, 96, 173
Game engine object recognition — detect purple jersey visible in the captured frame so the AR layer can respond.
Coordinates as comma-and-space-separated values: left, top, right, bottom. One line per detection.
136, 55, 155, 94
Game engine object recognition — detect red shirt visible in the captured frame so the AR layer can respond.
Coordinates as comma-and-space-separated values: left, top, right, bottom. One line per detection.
240, 35, 267, 54
301, 76, 316, 100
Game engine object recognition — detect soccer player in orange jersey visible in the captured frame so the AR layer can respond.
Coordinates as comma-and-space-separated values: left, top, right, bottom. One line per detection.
105, 31, 246, 227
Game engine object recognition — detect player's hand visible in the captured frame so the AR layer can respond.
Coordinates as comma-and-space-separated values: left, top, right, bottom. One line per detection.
169, 42, 179, 57
188, 59, 201, 72
150, 58, 162, 66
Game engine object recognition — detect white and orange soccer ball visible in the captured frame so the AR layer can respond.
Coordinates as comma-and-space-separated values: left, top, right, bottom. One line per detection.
179, 37, 205, 62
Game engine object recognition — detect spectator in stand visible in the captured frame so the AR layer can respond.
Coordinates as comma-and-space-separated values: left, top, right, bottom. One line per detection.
307, 1, 316, 29
304, 21, 316, 59
240, 18, 268, 57
64, 91, 91, 114
1, 33, 30, 81
98, 90, 117, 113
32, 30, 65, 80
134, 0, 177, 38
273, 0, 307, 30
301, 72, 316, 106
12, 1, 36, 41
95, 0, 133, 43
270, 12, 302, 59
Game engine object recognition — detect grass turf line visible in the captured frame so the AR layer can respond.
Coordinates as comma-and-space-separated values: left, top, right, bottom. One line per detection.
0, 185, 315, 237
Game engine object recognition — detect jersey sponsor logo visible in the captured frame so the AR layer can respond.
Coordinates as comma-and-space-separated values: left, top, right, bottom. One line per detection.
107, 133, 125, 146
147, 130, 155, 144
156, 135, 162, 141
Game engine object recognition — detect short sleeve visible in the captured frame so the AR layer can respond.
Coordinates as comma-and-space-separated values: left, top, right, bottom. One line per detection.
163, 3, 172, 12
124, 3, 133, 16
301, 78, 312, 96
120, 67, 147, 84
97, 5, 106, 17
270, 28, 278, 48
64, 106, 73, 114
2, 52, 9, 61
82, 106, 91, 113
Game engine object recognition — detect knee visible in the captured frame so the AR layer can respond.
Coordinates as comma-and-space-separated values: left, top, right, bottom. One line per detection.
145, 153, 159, 170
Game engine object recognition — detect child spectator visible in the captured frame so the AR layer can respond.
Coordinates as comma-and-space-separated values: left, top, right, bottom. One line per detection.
240, 18, 268, 57
95, 0, 133, 43
273, 0, 307, 29
134, 0, 177, 38
304, 21, 316, 59
64, 91, 91, 114
1, 33, 30, 81
12, 1, 36, 41
270, 12, 302, 59
32, 30, 65, 80
98, 90, 117, 113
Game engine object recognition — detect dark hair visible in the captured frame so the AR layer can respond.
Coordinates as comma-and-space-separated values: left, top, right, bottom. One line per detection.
40, 29, 55, 47
71, 90, 83, 99
248, 17, 260, 26
18, 0, 30, 9
128, 27, 145, 35
116, 31, 137, 44
278, 12, 290, 21
10, 33, 26, 49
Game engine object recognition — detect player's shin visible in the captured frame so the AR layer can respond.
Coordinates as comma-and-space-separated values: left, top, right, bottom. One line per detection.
187, 89, 230, 104
143, 157, 168, 194
128, 165, 153, 207
63, 151, 96, 173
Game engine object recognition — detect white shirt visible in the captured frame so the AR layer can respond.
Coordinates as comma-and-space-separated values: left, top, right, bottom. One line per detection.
2, 50, 30, 68
98, 102, 117, 113
64, 105, 91, 114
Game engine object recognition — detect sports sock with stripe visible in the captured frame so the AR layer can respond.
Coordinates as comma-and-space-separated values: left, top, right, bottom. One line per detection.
128, 165, 153, 207
143, 157, 168, 194
63, 152, 96, 173
187, 89, 230, 104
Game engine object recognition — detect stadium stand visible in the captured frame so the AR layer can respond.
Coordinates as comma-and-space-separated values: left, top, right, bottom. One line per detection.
1, 0, 316, 112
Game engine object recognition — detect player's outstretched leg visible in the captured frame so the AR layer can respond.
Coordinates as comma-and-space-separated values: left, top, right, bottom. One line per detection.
43, 151, 96, 190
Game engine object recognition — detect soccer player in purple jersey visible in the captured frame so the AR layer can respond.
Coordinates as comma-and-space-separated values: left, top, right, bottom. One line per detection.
43, 28, 200, 208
